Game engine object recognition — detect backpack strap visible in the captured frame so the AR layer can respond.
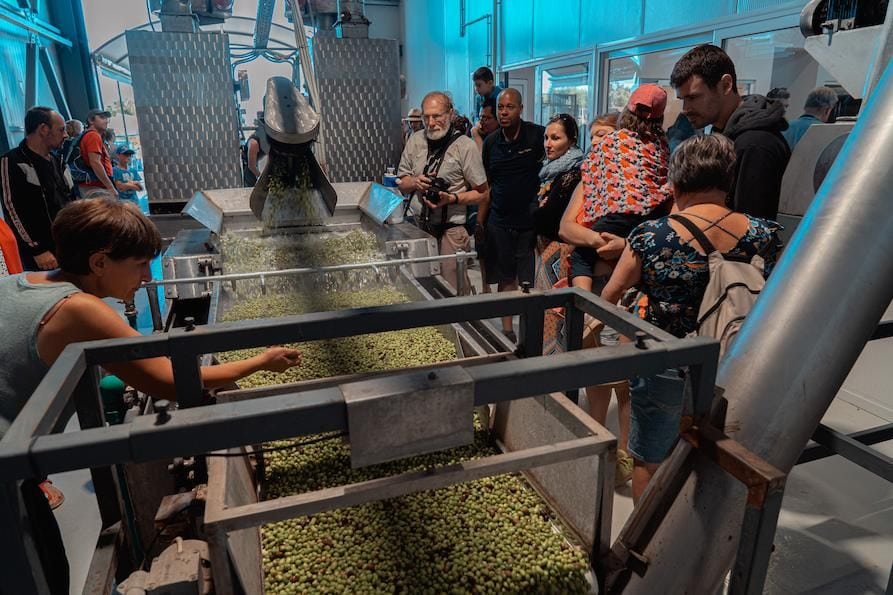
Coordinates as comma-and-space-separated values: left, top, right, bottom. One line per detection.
670, 213, 718, 255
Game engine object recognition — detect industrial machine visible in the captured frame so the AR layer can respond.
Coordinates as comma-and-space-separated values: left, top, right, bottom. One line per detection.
777, 0, 892, 240
248, 76, 337, 226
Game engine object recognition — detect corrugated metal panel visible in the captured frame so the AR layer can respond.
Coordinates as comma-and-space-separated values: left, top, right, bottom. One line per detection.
125, 30, 242, 203
313, 37, 402, 182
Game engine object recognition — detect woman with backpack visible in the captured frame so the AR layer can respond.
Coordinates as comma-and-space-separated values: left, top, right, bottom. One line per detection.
600, 134, 781, 502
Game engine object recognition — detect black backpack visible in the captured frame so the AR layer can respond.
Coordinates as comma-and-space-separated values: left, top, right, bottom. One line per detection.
65, 131, 97, 183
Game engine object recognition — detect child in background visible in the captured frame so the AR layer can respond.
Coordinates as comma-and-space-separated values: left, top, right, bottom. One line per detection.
112, 145, 143, 204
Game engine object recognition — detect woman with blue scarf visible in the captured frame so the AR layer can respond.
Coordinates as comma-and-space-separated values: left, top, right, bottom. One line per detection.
532, 113, 584, 293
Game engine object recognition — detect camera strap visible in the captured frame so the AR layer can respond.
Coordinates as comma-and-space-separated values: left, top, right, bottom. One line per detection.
419, 129, 463, 231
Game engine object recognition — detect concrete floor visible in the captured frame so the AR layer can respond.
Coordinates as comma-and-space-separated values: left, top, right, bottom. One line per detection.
51, 264, 891, 594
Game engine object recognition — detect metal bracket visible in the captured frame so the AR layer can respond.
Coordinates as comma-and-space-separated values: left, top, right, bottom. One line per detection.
341, 366, 474, 468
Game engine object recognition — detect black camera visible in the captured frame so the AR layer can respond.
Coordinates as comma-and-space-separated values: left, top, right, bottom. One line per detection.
423, 177, 450, 203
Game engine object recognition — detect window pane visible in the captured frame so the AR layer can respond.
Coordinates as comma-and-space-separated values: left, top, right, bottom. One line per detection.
605, 45, 694, 143
540, 63, 589, 132
724, 27, 844, 119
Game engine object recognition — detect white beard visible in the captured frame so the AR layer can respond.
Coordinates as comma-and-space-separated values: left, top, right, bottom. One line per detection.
425, 127, 448, 141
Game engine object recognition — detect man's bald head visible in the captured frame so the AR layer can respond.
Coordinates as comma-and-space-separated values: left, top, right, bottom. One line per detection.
421, 91, 453, 113
496, 88, 523, 131
498, 88, 523, 105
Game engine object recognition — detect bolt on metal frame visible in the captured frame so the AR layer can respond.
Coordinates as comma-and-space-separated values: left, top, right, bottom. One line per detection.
0, 287, 721, 594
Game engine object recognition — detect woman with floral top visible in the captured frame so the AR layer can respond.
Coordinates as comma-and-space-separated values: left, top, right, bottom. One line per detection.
601, 134, 781, 502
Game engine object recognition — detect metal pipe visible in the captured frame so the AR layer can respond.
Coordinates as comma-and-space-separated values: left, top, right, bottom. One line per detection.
141, 251, 478, 287
145, 286, 163, 332
622, 60, 893, 594
863, 1, 893, 99
286, 0, 326, 166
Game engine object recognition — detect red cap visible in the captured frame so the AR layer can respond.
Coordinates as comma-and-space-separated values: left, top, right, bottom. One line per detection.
627, 84, 667, 119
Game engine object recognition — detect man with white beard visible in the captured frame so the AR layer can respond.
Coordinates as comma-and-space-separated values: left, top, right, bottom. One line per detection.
397, 91, 489, 294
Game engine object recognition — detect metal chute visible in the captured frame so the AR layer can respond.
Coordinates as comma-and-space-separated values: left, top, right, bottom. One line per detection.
248, 77, 337, 227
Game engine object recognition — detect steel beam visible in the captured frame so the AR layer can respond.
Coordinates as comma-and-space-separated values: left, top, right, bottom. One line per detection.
622, 60, 893, 595
46, 0, 100, 122
0, 3, 71, 47
38, 46, 69, 119
253, 0, 277, 49
797, 422, 893, 465
25, 41, 38, 109
871, 319, 893, 340
800, 423, 893, 482
0, 481, 50, 595
8, 336, 715, 479
0, 288, 720, 482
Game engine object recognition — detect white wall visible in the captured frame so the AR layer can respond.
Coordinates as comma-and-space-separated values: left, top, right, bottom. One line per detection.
401, 0, 447, 113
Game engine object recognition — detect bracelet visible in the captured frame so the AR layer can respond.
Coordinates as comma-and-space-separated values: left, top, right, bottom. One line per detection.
452, 193, 459, 204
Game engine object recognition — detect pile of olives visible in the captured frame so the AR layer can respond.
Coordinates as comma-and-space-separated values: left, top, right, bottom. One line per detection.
260, 428, 591, 594
215, 236, 590, 593
220, 229, 382, 274
264, 159, 323, 227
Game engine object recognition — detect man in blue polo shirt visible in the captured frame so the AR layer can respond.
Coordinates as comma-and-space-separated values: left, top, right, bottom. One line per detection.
481, 88, 545, 342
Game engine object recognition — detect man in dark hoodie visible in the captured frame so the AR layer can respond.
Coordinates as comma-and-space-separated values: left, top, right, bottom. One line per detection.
670, 44, 790, 220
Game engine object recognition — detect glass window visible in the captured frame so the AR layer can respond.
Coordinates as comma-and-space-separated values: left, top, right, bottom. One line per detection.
540, 63, 589, 131
604, 45, 695, 143
724, 27, 844, 120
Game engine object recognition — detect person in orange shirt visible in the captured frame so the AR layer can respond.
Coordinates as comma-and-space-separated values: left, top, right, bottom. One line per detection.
77, 109, 118, 198
0, 217, 23, 275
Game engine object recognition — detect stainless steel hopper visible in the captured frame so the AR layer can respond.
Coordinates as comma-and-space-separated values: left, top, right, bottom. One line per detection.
248, 77, 337, 227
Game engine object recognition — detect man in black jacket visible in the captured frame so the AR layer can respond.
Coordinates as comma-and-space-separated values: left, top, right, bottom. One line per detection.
1, 106, 74, 270
670, 44, 790, 220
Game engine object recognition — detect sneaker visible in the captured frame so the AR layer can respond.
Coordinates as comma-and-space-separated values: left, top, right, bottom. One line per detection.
502, 329, 517, 343
615, 450, 634, 487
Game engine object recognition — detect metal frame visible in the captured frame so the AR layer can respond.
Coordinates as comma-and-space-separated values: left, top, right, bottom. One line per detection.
601, 326, 893, 594
795, 319, 893, 483
0, 287, 719, 594
603, 415, 787, 595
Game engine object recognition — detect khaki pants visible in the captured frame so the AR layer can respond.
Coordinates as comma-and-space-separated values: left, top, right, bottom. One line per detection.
439, 226, 472, 295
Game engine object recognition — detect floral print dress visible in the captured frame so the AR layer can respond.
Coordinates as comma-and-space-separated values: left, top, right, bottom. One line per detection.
627, 215, 781, 338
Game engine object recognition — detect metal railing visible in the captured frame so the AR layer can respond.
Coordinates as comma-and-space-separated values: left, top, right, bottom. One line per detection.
0, 287, 719, 594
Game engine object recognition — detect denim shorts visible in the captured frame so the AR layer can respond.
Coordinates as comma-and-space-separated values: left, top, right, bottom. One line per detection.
628, 368, 687, 464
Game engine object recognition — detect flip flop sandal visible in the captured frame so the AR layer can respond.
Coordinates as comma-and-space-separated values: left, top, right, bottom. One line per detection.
39, 480, 65, 510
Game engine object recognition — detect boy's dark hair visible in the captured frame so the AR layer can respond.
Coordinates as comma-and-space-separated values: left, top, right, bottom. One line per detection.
53, 198, 162, 275
670, 44, 738, 91
472, 66, 495, 82
669, 135, 737, 195
25, 106, 55, 135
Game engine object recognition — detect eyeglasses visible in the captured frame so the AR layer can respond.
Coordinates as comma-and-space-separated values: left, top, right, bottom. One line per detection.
423, 112, 449, 122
